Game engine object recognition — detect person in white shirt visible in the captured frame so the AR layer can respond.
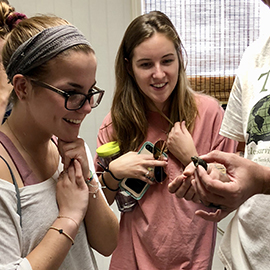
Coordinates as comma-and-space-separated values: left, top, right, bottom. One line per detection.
188, 0, 270, 269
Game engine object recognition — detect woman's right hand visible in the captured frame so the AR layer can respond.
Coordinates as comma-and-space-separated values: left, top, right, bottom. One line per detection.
58, 138, 90, 181
109, 151, 167, 184
167, 121, 198, 166
56, 159, 89, 226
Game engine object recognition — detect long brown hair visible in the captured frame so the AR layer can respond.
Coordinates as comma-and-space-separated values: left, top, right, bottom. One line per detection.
111, 11, 198, 153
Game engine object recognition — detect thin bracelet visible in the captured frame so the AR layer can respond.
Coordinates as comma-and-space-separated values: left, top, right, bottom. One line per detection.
85, 170, 94, 184
57, 215, 79, 229
86, 180, 100, 198
49, 226, 74, 245
102, 173, 119, 192
97, 161, 123, 181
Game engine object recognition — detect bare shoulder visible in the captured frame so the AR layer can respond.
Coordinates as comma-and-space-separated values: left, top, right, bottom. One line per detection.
0, 144, 23, 187
0, 155, 15, 184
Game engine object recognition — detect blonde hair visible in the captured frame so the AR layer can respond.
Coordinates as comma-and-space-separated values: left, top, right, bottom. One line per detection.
111, 11, 198, 153
0, 1, 14, 39
2, 15, 93, 102
2, 15, 70, 70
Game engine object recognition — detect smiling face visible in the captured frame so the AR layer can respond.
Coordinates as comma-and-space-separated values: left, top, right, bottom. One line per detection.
131, 32, 179, 111
28, 50, 97, 142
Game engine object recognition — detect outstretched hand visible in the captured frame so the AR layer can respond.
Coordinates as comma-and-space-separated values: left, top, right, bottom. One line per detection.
192, 150, 266, 222
168, 161, 200, 202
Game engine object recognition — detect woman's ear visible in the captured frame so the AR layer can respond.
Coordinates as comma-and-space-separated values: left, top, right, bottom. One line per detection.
125, 58, 134, 78
12, 74, 30, 101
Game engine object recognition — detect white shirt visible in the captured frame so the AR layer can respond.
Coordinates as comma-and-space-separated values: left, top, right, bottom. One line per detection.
219, 34, 270, 270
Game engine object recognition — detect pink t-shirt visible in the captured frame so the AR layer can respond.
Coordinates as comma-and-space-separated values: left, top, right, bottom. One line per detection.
95, 94, 237, 270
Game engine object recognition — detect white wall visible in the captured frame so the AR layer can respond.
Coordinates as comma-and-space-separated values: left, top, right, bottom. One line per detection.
8, 1, 233, 269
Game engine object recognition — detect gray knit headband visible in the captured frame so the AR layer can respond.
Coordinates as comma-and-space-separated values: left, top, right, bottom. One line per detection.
6, 24, 91, 82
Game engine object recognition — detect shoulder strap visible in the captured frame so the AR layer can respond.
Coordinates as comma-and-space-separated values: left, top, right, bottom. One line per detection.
0, 155, 22, 227
0, 131, 37, 185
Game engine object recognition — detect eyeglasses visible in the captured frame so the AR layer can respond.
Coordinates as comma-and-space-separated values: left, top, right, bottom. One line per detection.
153, 140, 167, 183
31, 80, 104, 111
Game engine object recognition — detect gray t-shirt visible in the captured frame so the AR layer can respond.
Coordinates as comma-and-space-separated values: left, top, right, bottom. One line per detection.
0, 142, 98, 270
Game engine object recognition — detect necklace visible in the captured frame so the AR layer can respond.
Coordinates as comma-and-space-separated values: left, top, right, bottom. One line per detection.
6, 119, 32, 157
6, 119, 59, 180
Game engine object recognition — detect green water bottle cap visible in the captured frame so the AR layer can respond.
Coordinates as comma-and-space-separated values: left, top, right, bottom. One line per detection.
96, 141, 120, 157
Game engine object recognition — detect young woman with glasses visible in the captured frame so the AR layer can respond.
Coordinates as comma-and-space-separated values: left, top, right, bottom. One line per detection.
0, 14, 118, 270
95, 11, 237, 269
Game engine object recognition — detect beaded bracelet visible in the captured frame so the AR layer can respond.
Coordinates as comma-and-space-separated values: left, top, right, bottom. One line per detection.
49, 226, 74, 245
102, 173, 119, 192
97, 161, 123, 181
85, 170, 102, 198
85, 170, 94, 184
86, 181, 100, 198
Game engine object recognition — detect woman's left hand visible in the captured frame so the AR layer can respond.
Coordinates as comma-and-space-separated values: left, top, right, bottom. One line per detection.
58, 138, 90, 179
57, 159, 89, 225
167, 121, 198, 166
168, 161, 200, 202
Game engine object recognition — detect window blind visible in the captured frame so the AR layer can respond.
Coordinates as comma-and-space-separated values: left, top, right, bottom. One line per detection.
142, 0, 262, 103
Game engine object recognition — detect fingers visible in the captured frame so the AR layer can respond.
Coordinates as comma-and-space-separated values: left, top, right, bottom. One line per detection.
195, 209, 231, 222
56, 160, 89, 222
140, 153, 168, 163
196, 166, 234, 197
67, 163, 75, 181
58, 169, 68, 183
58, 138, 85, 164
58, 138, 89, 178
143, 168, 156, 184
191, 191, 201, 204
183, 183, 197, 201
73, 159, 86, 188
109, 151, 167, 181
168, 175, 194, 198
200, 150, 233, 168
183, 161, 196, 176
168, 175, 186, 193
179, 121, 187, 133
59, 159, 86, 190
193, 166, 237, 210
193, 168, 222, 204
171, 121, 187, 133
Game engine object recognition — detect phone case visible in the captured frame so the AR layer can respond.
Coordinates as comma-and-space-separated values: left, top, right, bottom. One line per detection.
119, 141, 153, 200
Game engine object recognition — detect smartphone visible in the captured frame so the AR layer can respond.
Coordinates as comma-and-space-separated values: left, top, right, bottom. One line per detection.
119, 141, 154, 200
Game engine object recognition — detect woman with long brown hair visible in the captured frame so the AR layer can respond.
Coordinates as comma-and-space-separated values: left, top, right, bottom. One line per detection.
95, 11, 236, 270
